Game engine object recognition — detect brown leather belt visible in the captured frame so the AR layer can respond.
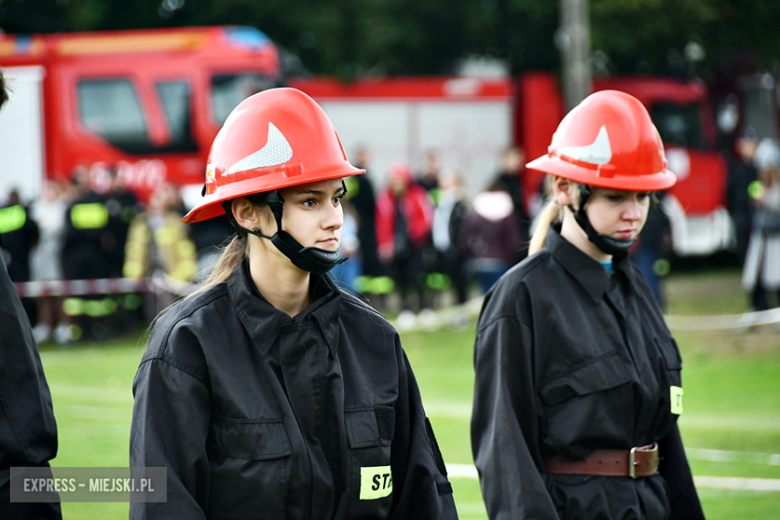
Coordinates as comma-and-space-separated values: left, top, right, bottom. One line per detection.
543, 443, 659, 478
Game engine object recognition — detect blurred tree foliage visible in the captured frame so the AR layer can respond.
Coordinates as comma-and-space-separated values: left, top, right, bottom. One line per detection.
0, 0, 778, 79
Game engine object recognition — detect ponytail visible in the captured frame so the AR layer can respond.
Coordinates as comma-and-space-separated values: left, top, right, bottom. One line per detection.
528, 199, 561, 256
181, 233, 248, 302
205, 234, 248, 285
528, 175, 562, 256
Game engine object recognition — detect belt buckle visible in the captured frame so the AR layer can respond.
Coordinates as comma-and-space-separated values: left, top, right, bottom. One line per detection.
629, 446, 638, 479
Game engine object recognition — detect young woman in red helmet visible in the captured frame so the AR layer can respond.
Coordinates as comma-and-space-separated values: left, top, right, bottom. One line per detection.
471, 90, 705, 520
130, 88, 457, 520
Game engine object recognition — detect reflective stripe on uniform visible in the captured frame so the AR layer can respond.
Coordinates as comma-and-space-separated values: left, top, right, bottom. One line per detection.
0, 205, 26, 233
71, 203, 109, 229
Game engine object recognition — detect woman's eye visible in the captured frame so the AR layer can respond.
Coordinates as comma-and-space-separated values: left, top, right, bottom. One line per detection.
607, 195, 624, 203
333, 193, 345, 206
637, 192, 650, 201
302, 198, 317, 208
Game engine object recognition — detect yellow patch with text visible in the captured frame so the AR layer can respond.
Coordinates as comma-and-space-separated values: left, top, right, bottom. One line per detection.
670, 386, 683, 415
360, 466, 392, 500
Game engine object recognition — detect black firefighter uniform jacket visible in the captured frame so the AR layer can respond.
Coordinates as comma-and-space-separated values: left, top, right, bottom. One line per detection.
471, 228, 705, 520
130, 261, 458, 520
0, 248, 60, 519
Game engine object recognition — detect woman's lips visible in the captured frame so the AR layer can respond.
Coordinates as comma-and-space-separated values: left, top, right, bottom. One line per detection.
317, 238, 339, 247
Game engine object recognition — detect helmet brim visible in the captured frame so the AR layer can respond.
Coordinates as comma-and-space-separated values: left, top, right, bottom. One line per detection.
526, 155, 677, 192
182, 165, 365, 224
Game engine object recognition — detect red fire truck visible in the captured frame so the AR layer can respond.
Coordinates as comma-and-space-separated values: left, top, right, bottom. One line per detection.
0, 25, 281, 204
0, 25, 729, 256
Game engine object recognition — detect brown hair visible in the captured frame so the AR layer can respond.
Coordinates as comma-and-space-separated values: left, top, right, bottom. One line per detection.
528, 175, 563, 256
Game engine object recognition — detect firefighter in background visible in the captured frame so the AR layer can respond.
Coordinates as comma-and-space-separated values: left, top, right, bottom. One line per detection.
123, 182, 197, 319
103, 166, 140, 278
60, 166, 122, 340
472, 91, 704, 520
130, 88, 457, 519
0, 189, 40, 325
0, 189, 40, 283
123, 182, 197, 282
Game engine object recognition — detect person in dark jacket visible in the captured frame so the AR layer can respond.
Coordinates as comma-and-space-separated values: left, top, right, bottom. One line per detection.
726, 127, 759, 265
130, 88, 457, 520
0, 189, 40, 325
471, 91, 704, 520
348, 146, 381, 279
0, 189, 40, 283
459, 182, 523, 294
0, 69, 61, 520
490, 145, 530, 257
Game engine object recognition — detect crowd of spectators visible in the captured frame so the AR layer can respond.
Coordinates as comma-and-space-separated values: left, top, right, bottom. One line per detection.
4, 137, 780, 340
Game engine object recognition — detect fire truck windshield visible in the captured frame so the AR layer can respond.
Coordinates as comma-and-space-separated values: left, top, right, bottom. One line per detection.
210, 72, 276, 125
650, 101, 707, 150
79, 78, 150, 153
78, 78, 198, 154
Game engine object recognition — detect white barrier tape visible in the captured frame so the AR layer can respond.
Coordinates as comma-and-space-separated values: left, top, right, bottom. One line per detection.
13, 273, 202, 299
664, 308, 780, 331
14, 278, 148, 298
148, 272, 200, 297
693, 476, 780, 491
15, 279, 780, 332
389, 295, 780, 333
445, 463, 780, 491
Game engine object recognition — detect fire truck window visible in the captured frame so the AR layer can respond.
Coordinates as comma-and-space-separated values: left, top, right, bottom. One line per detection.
78, 79, 151, 153
650, 102, 705, 150
211, 73, 275, 125
156, 81, 198, 152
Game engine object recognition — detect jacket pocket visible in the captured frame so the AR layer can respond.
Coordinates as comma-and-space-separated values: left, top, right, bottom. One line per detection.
208, 418, 292, 459
540, 351, 633, 406
346, 406, 395, 448
206, 418, 291, 519
655, 337, 682, 371
539, 351, 634, 453
345, 407, 394, 518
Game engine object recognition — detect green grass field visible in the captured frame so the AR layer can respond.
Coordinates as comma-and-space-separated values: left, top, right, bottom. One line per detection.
38, 268, 780, 519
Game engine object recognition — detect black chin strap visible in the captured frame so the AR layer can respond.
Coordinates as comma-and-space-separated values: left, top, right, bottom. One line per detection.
571, 184, 636, 257
222, 183, 348, 276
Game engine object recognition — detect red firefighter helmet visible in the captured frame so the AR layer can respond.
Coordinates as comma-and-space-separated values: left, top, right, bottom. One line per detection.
526, 90, 676, 191
183, 87, 364, 223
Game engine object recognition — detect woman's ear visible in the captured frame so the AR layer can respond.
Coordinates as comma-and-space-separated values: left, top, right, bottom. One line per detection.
553, 177, 576, 208
232, 198, 259, 231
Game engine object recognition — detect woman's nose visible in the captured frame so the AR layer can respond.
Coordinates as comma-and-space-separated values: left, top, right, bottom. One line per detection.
322, 202, 343, 229
624, 197, 643, 220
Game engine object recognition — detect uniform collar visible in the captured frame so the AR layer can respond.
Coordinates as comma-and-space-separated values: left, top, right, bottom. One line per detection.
545, 226, 633, 304
228, 260, 342, 356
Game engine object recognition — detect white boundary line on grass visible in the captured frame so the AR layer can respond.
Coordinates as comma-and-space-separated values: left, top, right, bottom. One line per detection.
693, 476, 780, 491
445, 464, 780, 491
686, 448, 780, 466
390, 297, 780, 333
